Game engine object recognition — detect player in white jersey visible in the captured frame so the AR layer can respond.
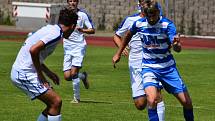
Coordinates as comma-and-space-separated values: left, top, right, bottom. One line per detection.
113, 0, 165, 120
63, 0, 95, 103
113, 1, 194, 121
10, 8, 78, 121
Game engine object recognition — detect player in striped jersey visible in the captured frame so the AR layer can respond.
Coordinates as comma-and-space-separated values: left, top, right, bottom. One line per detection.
113, 1, 194, 121
113, 0, 165, 120
10, 8, 78, 121
63, 0, 95, 103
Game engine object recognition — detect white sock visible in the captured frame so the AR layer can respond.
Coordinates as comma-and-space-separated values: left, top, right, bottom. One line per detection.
48, 115, 61, 121
157, 101, 165, 121
78, 72, 85, 80
72, 78, 80, 100
37, 113, 47, 121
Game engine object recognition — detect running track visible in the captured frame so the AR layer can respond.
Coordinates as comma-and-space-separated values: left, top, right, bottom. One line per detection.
0, 30, 215, 49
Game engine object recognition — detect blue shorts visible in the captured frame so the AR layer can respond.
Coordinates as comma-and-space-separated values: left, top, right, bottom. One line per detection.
142, 65, 187, 94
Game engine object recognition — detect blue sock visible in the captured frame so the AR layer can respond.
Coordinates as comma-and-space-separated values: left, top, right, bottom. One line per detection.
148, 108, 159, 121
183, 107, 194, 121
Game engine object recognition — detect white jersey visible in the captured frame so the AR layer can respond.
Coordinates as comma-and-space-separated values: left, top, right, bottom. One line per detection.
12, 24, 63, 73
115, 13, 142, 68
63, 8, 94, 48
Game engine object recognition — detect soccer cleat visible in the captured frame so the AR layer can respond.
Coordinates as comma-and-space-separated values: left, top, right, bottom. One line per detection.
81, 72, 89, 89
70, 97, 80, 104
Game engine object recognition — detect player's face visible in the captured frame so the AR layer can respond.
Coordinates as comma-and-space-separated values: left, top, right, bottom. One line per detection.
67, 0, 78, 10
146, 9, 160, 25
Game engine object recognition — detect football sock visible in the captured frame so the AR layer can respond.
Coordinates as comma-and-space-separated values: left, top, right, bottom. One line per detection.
183, 107, 194, 121
157, 101, 165, 121
148, 108, 159, 121
37, 113, 47, 121
72, 77, 80, 100
48, 115, 61, 121
78, 72, 85, 80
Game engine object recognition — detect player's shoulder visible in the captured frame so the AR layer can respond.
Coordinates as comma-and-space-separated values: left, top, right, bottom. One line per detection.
121, 13, 141, 24
160, 16, 174, 24
78, 8, 90, 16
127, 13, 141, 20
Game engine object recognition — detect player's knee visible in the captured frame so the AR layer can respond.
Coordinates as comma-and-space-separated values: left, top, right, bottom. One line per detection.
147, 98, 157, 108
135, 103, 147, 110
64, 72, 78, 81
134, 97, 147, 110
182, 99, 193, 109
51, 96, 62, 109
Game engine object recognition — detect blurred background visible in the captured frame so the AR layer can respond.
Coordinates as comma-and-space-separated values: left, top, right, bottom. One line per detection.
0, 0, 214, 36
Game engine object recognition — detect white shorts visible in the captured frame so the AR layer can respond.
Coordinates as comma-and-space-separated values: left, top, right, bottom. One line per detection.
129, 66, 163, 99
129, 66, 145, 99
63, 44, 86, 71
10, 68, 49, 100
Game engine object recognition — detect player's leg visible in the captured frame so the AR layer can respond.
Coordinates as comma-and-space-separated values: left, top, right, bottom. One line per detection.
131, 66, 165, 120
37, 89, 62, 121
63, 53, 81, 103
161, 66, 194, 121
174, 92, 193, 121
156, 83, 165, 121
70, 66, 81, 103
142, 69, 160, 121
130, 67, 147, 110
11, 69, 61, 121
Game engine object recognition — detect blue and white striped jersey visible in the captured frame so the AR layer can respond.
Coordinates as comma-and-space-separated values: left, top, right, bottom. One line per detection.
12, 24, 63, 72
115, 13, 142, 68
130, 16, 177, 69
64, 8, 94, 47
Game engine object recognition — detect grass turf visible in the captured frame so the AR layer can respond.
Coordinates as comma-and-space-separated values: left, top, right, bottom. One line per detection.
0, 41, 215, 121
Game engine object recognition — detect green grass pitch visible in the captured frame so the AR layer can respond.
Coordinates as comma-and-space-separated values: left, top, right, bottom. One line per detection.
0, 41, 215, 121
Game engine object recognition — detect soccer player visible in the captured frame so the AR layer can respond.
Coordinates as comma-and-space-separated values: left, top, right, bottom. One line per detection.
113, 0, 165, 120
10, 8, 78, 121
113, 1, 194, 121
63, 0, 95, 103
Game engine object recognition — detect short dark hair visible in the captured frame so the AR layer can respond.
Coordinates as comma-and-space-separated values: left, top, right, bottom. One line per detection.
58, 8, 78, 26
67, 0, 79, 3
143, 1, 160, 15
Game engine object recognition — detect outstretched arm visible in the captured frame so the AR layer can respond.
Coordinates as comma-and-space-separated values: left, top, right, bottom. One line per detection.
113, 34, 129, 56
77, 27, 95, 34
112, 31, 133, 68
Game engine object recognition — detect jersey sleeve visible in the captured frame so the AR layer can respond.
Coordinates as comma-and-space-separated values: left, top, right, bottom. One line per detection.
115, 18, 131, 37
167, 22, 177, 44
129, 21, 138, 35
83, 13, 94, 29
40, 30, 61, 45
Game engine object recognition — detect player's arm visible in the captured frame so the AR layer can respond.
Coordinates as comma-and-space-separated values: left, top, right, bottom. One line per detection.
29, 40, 47, 83
41, 64, 60, 85
113, 34, 129, 56
167, 22, 181, 52
77, 13, 95, 34
112, 30, 133, 67
77, 27, 95, 34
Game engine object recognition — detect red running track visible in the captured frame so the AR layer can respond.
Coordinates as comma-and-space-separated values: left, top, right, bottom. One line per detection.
0, 30, 215, 49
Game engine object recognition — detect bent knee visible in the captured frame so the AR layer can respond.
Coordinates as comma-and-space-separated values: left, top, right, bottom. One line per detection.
64, 72, 78, 81
51, 96, 62, 108
135, 103, 147, 110
134, 97, 147, 110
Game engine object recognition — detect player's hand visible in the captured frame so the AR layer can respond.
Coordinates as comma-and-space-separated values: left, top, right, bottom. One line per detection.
122, 46, 129, 57
76, 27, 83, 33
112, 54, 121, 68
173, 33, 180, 45
172, 33, 181, 52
